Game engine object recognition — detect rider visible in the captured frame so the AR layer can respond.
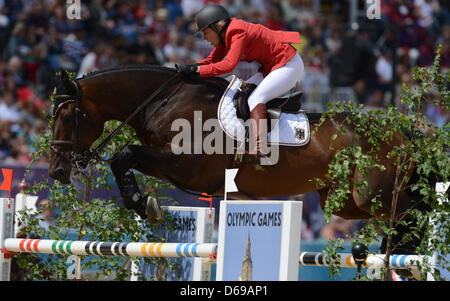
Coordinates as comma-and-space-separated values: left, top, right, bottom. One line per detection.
178, 4, 305, 162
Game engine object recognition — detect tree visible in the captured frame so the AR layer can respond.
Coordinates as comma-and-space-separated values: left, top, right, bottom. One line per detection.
315, 45, 448, 281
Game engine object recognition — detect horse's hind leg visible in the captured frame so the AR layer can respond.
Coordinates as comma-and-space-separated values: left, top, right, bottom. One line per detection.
110, 145, 162, 226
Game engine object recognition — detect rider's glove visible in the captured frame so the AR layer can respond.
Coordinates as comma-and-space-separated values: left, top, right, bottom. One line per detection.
176, 64, 198, 76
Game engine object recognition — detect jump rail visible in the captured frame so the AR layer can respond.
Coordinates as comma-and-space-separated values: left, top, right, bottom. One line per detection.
6, 240, 433, 270
4, 238, 217, 259
299, 252, 434, 269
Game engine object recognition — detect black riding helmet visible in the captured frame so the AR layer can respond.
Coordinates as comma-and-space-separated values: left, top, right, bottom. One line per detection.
195, 4, 231, 45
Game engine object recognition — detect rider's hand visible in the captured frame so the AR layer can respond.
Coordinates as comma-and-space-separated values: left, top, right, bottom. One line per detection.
177, 64, 199, 76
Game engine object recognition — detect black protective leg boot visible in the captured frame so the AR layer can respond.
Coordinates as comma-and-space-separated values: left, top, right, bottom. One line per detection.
121, 170, 147, 218
110, 149, 163, 226
121, 171, 163, 226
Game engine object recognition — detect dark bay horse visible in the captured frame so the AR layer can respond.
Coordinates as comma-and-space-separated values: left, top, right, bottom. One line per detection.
49, 65, 429, 257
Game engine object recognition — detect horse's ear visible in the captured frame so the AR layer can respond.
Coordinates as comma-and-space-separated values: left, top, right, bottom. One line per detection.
53, 71, 63, 92
60, 69, 70, 81
54, 69, 74, 95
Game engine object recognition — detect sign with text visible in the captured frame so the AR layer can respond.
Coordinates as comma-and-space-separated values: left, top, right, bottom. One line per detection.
216, 200, 302, 281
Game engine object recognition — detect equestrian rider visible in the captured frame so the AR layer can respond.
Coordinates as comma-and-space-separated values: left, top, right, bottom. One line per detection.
178, 4, 305, 162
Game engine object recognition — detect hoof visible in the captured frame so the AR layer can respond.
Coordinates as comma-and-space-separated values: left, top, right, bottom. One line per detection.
145, 196, 163, 227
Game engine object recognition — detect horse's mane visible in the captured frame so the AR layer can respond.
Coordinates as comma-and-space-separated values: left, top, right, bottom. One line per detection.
79, 64, 229, 89
80, 64, 176, 79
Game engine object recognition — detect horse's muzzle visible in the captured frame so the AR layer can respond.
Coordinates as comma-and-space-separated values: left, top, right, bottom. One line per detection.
49, 166, 71, 184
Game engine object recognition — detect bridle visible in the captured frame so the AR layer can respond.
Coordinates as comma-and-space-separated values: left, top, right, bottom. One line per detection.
51, 79, 94, 171
51, 73, 182, 172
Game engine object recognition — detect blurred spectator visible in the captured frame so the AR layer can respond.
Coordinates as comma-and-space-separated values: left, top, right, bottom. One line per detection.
324, 28, 342, 55
320, 215, 356, 241
149, 7, 171, 46
375, 49, 393, 93
165, 0, 184, 25
61, 27, 86, 72
114, 3, 138, 43
0, 119, 13, 160
11, 135, 31, 164
223, 0, 242, 17
414, 0, 435, 28
77, 43, 103, 78
365, 88, 387, 112
264, 3, 285, 31
163, 31, 182, 61
289, 192, 326, 240
36, 199, 55, 231
0, 90, 20, 122
289, 194, 315, 240
181, 0, 204, 19
3, 22, 28, 60
178, 35, 202, 63
329, 28, 375, 90
6, 55, 26, 87
280, 0, 303, 31
295, 0, 316, 31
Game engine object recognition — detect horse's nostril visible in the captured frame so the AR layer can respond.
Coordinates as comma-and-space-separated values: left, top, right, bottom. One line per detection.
53, 168, 65, 179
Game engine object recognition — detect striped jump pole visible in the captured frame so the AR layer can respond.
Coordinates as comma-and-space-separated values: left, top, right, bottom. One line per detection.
1, 197, 218, 281
299, 252, 434, 270
4, 238, 218, 259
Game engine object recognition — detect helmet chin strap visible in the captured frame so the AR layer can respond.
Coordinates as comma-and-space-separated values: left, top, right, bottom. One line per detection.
209, 18, 231, 45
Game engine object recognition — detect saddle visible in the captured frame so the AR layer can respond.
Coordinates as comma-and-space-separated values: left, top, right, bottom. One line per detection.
233, 82, 303, 131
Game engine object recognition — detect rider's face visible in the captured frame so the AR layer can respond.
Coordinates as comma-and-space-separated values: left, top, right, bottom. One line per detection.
202, 27, 220, 47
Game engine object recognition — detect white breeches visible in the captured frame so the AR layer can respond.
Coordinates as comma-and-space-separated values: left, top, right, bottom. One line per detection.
246, 53, 304, 111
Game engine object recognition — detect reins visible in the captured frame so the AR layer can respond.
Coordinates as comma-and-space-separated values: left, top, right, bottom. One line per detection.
52, 71, 182, 171
91, 72, 182, 162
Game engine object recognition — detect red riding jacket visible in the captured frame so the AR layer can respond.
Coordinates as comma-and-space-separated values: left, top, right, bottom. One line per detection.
197, 18, 301, 78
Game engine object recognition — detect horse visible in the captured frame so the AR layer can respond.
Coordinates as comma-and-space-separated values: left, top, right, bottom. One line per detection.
49, 66, 431, 266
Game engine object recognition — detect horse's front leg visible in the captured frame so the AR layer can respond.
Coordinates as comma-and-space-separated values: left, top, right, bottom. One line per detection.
110, 145, 162, 226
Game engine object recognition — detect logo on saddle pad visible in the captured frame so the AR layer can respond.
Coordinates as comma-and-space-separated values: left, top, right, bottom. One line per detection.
295, 128, 305, 140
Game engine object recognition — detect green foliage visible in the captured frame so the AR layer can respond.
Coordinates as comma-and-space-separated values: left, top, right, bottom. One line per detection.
322, 238, 344, 280
13, 72, 177, 280
314, 45, 449, 280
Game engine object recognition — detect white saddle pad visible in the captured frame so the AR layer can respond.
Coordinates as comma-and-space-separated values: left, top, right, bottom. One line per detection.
217, 75, 310, 146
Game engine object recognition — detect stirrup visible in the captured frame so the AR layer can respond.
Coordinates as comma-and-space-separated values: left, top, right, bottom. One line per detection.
249, 151, 268, 159
145, 196, 163, 226
246, 152, 267, 170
